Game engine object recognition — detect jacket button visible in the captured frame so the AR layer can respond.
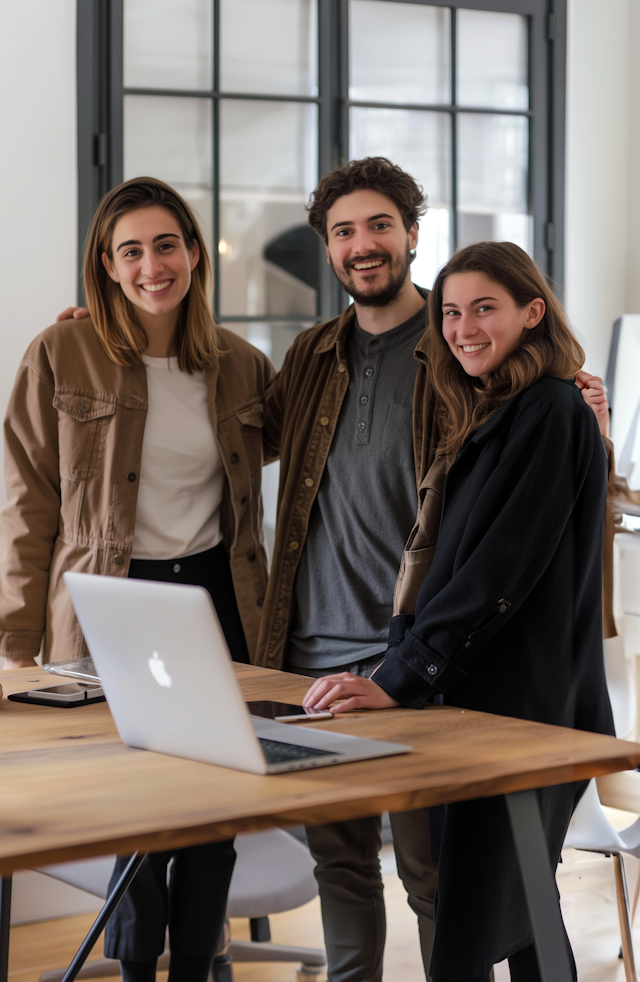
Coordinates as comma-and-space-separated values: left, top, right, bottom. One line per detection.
320, 416, 329, 426
114, 555, 124, 565
241, 495, 247, 504
230, 452, 239, 463
127, 472, 136, 482
289, 541, 299, 550
80, 402, 90, 413
427, 664, 438, 675
499, 604, 507, 614
338, 365, 346, 373
257, 597, 264, 607
173, 563, 181, 573
247, 552, 256, 562
305, 478, 314, 488
464, 641, 471, 649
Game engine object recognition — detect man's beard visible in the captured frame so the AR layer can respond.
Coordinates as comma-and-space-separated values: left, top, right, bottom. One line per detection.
332, 248, 413, 308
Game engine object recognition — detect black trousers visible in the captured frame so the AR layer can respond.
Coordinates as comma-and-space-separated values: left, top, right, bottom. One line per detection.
104, 543, 247, 963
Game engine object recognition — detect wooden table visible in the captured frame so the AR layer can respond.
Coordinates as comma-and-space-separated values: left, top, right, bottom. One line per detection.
2, 664, 639, 982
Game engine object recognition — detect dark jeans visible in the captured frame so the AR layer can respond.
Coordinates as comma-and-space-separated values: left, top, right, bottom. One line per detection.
127, 542, 249, 664
291, 655, 437, 982
104, 544, 246, 970
104, 842, 236, 963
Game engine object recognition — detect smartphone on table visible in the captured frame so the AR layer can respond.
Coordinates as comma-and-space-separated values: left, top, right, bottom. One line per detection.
11, 681, 105, 706
247, 700, 333, 722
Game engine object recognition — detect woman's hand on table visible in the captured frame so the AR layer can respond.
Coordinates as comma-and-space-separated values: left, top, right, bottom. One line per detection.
302, 672, 400, 713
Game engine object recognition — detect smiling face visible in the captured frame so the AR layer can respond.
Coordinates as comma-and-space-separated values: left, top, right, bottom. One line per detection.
102, 205, 199, 321
325, 189, 418, 307
441, 270, 546, 381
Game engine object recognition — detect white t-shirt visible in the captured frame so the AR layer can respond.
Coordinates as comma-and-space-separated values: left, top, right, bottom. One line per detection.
131, 355, 224, 560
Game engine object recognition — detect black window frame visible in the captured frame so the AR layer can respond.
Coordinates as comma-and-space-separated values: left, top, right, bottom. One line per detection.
77, 0, 566, 317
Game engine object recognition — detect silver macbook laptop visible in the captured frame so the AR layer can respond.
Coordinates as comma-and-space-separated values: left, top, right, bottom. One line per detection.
63, 572, 411, 775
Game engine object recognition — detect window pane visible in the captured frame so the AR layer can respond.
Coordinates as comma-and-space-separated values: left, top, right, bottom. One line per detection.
349, 1, 450, 104
350, 106, 451, 286
124, 0, 213, 91
220, 100, 318, 316
220, 0, 318, 96
123, 95, 213, 259
457, 113, 531, 252
457, 9, 528, 110
225, 322, 311, 370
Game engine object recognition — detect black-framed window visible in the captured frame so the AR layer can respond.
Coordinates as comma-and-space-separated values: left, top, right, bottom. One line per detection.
78, 0, 566, 366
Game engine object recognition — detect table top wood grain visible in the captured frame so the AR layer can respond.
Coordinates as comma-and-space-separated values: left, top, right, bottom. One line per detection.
1, 665, 639, 875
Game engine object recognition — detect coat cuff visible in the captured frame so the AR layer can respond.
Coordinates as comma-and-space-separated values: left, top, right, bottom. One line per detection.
376, 628, 469, 707
374, 655, 433, 709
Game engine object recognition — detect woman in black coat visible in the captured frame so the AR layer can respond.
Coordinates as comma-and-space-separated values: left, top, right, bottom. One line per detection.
304, 241, 614, 981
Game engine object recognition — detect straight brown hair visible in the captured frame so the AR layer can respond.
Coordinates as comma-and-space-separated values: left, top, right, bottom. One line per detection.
83, 177, 222, 372
428, 241, 584, 462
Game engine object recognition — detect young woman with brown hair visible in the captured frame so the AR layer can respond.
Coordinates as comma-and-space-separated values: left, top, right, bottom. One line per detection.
0, 177, 274, 981
304, 241, 614, 980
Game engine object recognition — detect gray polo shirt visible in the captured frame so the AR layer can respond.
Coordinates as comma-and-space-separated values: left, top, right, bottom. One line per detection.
286, 294, 427, 671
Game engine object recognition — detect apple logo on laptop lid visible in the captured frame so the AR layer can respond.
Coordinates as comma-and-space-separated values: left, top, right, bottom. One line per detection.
148, 651, 172, 688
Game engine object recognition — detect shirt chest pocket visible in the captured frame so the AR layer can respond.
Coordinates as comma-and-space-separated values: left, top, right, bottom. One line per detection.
53, 393, 116, 481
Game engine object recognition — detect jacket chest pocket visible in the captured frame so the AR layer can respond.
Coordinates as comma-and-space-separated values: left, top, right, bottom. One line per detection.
54, 393, 116, 480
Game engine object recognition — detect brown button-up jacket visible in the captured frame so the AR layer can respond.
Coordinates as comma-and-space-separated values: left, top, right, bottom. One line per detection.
0, 318, 275, 663
258, 302, 440, 669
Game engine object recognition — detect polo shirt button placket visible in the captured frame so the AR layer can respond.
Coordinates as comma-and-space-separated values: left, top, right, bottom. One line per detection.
357, 363, 375, 444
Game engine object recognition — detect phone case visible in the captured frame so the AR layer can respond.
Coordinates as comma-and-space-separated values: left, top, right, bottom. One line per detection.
8, 692, 106, 708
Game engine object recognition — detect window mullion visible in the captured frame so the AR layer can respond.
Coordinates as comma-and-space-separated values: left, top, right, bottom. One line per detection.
450, 4, 458, 253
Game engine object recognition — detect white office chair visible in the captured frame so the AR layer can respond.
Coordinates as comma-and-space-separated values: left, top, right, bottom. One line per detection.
37, 829, 326, 982
564, 635, 640, 982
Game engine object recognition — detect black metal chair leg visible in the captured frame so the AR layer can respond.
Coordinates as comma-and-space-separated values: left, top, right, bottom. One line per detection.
60, 852, 146, 982
0, 877, 12, 982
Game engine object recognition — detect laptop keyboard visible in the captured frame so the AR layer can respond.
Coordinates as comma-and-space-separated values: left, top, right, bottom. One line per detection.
258, 737, 341, 765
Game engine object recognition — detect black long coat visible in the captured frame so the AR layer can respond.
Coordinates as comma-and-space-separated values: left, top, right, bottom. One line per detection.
375, 376, 614, 977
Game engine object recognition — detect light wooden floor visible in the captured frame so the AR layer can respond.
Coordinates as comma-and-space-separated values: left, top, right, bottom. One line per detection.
8, 817, 640, 982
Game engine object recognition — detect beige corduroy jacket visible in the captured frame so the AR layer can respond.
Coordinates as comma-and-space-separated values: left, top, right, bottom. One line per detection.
0, 317, 275, 663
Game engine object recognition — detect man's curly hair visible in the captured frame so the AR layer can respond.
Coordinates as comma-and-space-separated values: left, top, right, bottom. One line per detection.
307, 157, 427, 242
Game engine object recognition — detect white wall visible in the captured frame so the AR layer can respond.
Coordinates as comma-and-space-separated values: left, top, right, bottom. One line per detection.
625, 1, 640, 318
565, 0, 640, 379
0, 0, 77, 507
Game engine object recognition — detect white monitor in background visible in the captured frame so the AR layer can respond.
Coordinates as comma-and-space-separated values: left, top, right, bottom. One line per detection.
605, 314, 640, 490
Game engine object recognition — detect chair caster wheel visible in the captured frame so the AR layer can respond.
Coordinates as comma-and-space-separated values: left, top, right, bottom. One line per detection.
296, 967, 326, 981
212, 954, 233, 982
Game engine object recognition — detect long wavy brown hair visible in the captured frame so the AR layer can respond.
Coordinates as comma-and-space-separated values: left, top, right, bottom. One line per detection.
428, 241, 584, 462
83, 177, 221, 372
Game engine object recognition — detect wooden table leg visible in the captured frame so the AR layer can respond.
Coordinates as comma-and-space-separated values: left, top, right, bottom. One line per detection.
60, 852, 146, 982
506, 790, 573, 982
0, 877, 11, 982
